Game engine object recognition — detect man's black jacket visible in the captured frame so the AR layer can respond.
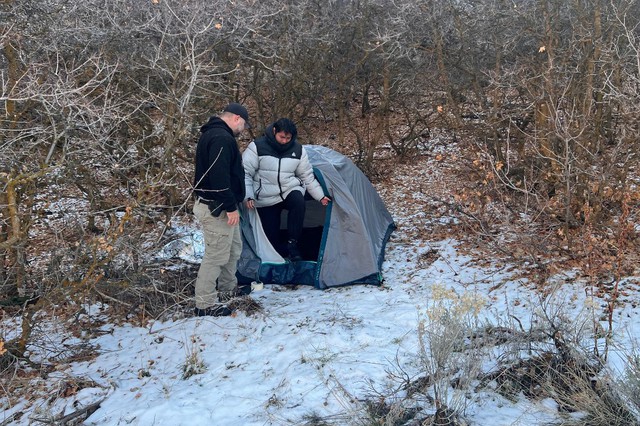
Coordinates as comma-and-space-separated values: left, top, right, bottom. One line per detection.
193, 116, 245, 215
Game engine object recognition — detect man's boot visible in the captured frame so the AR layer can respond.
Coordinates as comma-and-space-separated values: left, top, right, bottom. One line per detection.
194, 304, 234, 317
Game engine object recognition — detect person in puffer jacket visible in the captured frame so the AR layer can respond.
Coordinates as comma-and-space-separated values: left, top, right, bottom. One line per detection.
243, 118, 331, 260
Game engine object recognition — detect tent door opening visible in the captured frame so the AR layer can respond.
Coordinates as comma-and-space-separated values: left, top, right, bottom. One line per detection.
278, 195, 327, 261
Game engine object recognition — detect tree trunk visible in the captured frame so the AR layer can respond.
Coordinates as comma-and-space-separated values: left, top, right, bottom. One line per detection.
1, 175, 23, 297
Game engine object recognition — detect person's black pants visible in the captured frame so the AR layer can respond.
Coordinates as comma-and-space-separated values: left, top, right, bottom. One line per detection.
257, 191, 305, 249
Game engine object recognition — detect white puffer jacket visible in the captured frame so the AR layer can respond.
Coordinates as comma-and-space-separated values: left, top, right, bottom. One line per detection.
243, 126, 325, 208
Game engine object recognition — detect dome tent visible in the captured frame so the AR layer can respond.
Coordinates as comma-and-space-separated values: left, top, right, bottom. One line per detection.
237, 145, 396, 289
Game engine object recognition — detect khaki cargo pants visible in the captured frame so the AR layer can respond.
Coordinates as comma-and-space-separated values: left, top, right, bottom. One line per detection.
193, 199, 242, 309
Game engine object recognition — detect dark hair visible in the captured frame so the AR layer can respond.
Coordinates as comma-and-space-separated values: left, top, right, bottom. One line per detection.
273, 118, 297, 138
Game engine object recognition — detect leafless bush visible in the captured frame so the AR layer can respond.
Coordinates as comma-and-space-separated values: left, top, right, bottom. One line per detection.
448, 0, 640, 271
347, 284, 489, 425
618, 353, 640, 421
476, 286, 640, 426
413, 284, 487, 425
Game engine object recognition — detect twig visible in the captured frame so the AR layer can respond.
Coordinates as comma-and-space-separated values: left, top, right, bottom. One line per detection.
93, 287, 132, 308
30, 398, 105, 425
0, 412, 21, 426
154, 146, 225, 245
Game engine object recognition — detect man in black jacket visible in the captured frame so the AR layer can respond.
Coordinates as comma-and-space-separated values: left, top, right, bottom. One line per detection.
192, 103, 250, 317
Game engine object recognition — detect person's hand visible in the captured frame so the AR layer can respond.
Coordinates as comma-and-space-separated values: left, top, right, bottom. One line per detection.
226, 210, 240, 226
245, 199, 255, 209
320, 196, 331, 206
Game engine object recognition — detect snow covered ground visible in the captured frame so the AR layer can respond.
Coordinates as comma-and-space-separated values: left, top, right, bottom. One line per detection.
2, 147, 639, 425
3, 225, 639, 425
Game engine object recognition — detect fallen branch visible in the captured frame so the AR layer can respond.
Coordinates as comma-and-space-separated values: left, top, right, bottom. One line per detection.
30, 398, 105, 425
0, 412, 21, 426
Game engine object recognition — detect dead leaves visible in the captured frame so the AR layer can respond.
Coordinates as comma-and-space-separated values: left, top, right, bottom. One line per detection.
58, 378, 99, 398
